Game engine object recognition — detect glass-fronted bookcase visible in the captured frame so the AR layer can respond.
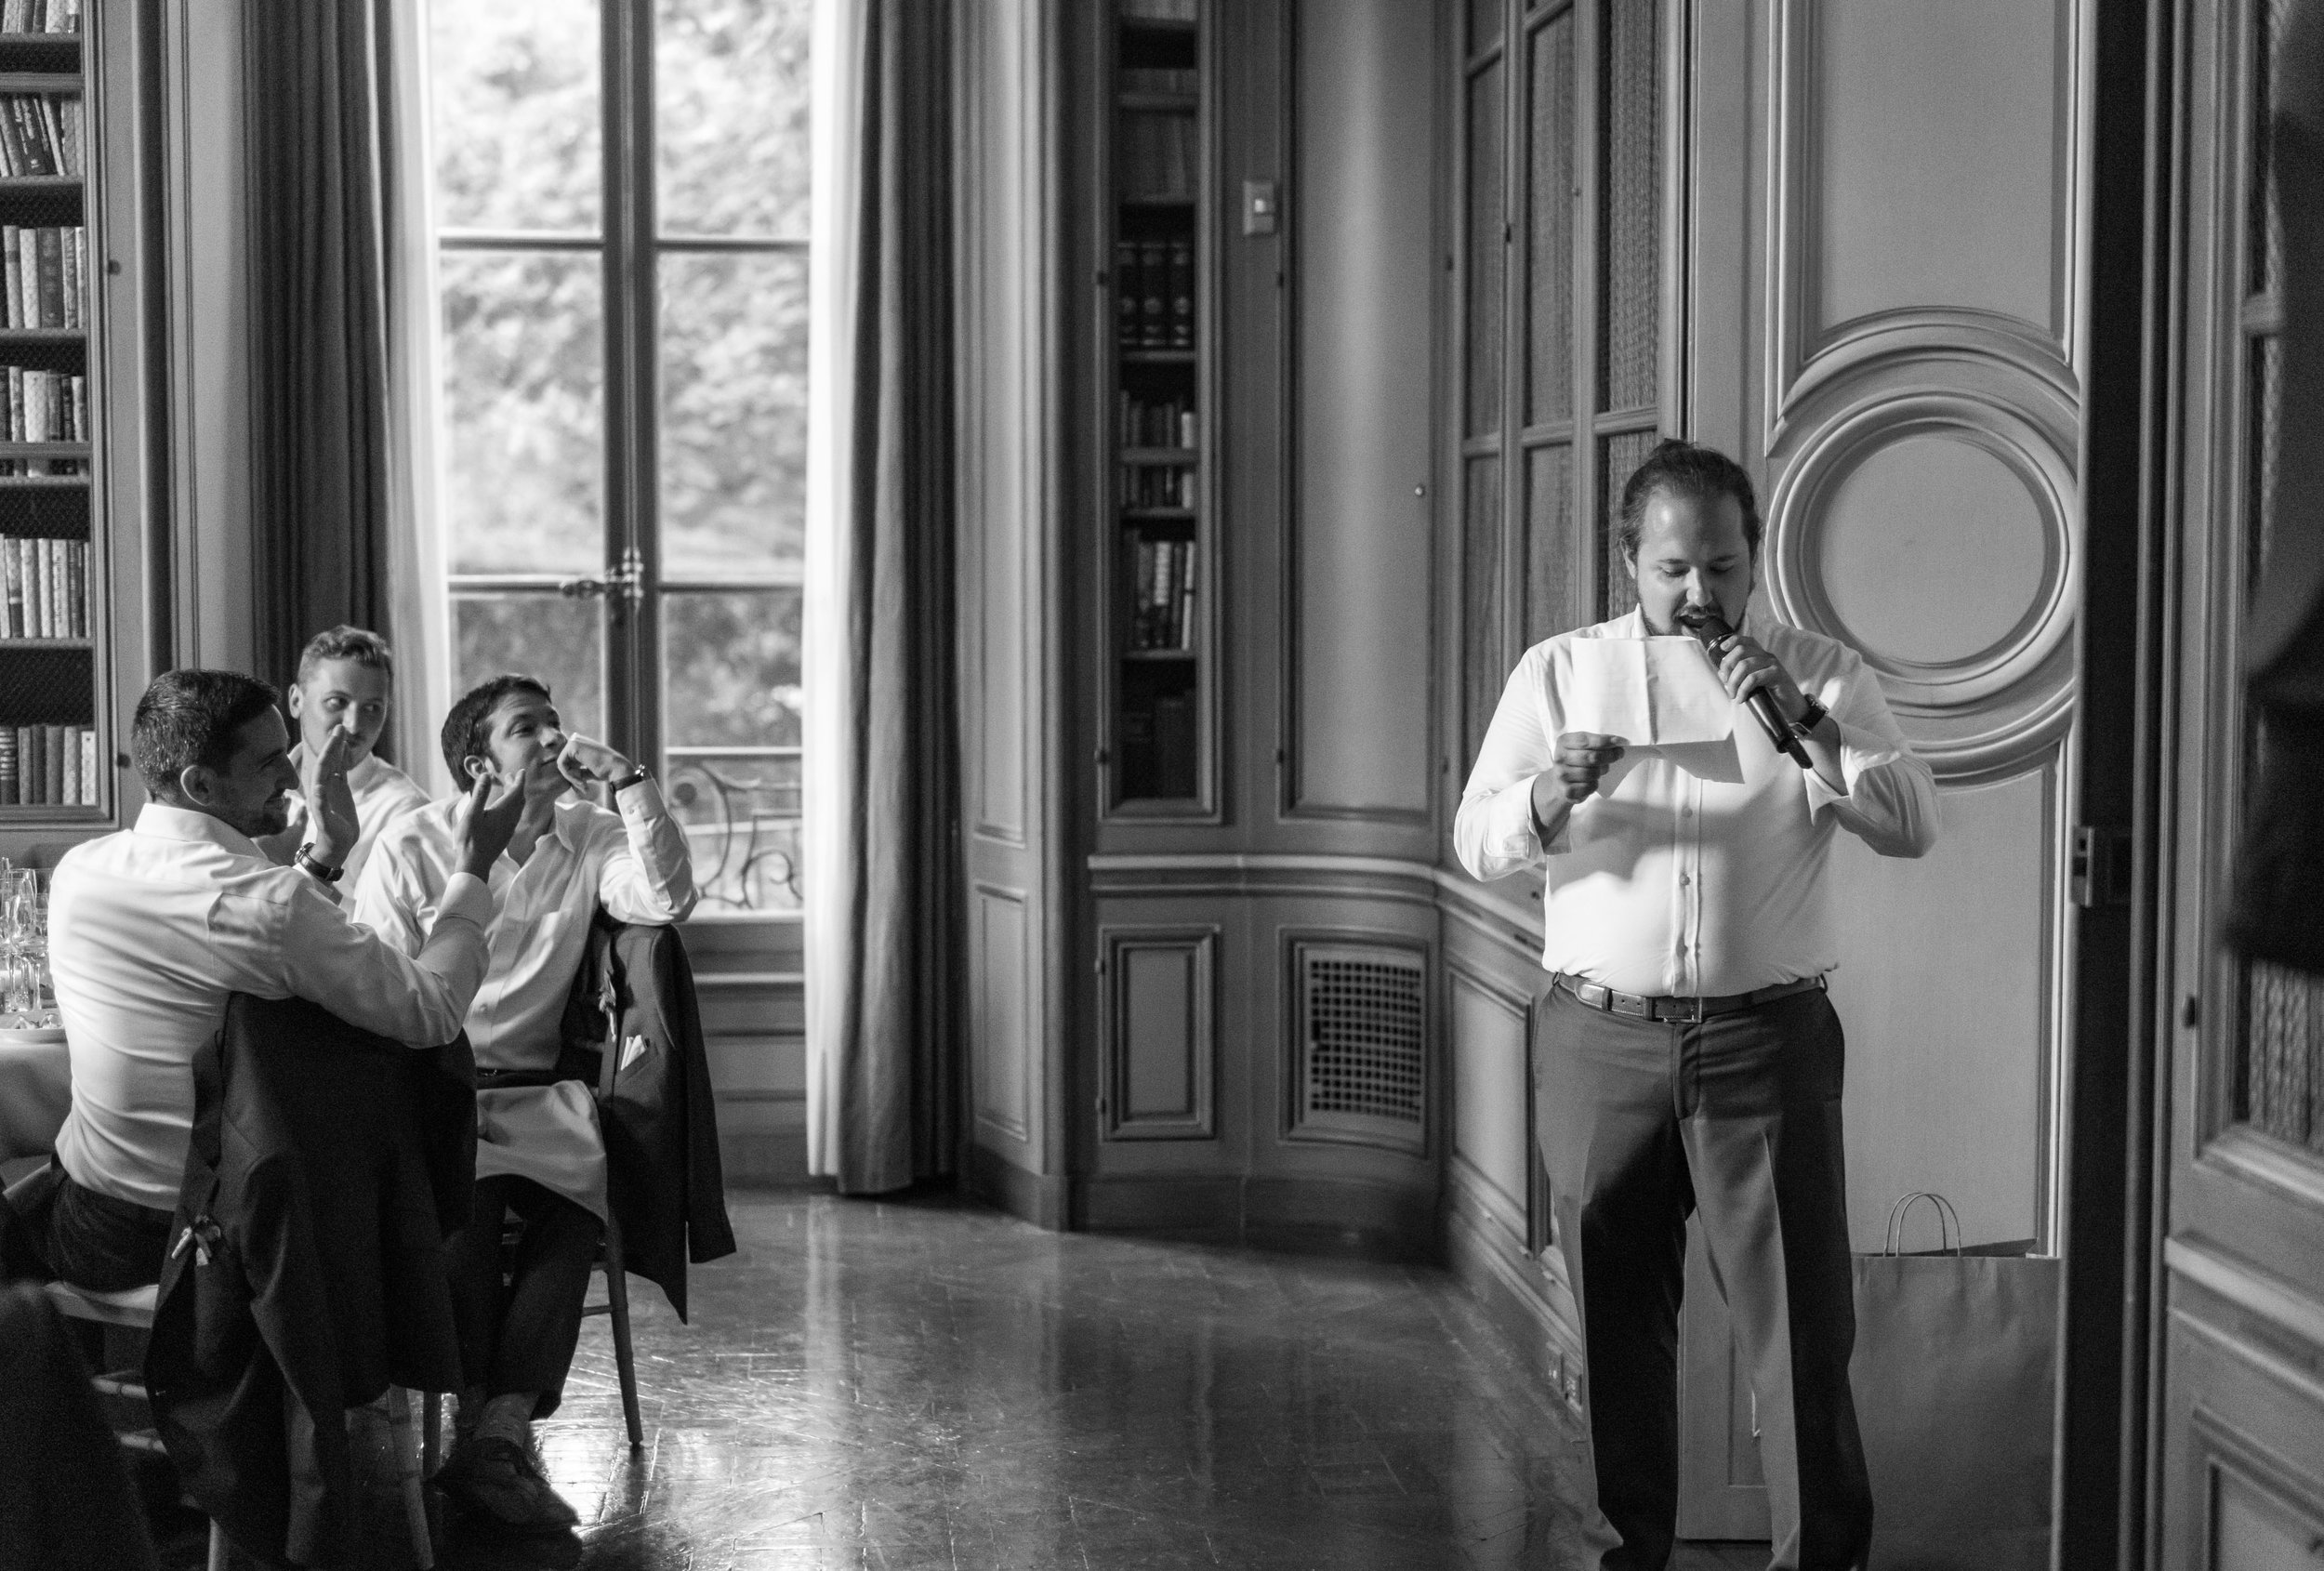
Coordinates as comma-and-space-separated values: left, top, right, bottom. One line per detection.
0, 9, 101, 828
1101, 0, 1210, 813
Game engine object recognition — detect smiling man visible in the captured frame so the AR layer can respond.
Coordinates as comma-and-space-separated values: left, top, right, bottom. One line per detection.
1456, 440, 1939, 1571
355, 672, 694, 1533
42, 668, 522, 1295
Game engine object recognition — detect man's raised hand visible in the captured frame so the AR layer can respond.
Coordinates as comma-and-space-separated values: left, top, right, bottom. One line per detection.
555, 733, 636, 792
455, 768, 526, 879
301, 726, 362, 869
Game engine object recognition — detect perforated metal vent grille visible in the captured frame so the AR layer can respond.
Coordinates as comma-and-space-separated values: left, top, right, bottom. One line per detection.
1301, 951, 1424, 1126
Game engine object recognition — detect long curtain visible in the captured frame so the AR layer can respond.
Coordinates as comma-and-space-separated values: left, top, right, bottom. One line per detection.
244, 0, 446, 777
804, 0, 960, 1195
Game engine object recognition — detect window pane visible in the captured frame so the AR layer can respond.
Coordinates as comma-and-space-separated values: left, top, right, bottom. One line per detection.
1524, 442, 1572, 644
660, 589, 800, 747
1600, 429, 1657, 621
1464, 60, 1505, 439
659, 252, 808, 575
1600, 0, 1661, 413
1525, 13, 1574, 427
452, 593, 604, 743
1463, 455, 1503, 765
440, 251, 605, 574
662, 590, 801, 913
429, 0, 601, 232
655, 0, 812, 239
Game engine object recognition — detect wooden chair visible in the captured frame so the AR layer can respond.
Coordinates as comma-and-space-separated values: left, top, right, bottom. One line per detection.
46, 1279, 436, 1571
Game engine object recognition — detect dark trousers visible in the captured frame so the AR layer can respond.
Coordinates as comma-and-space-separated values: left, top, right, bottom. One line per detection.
443, 1175, 601, 1419
46, 1168, 173, 1293
1535, 984, 1871, 1571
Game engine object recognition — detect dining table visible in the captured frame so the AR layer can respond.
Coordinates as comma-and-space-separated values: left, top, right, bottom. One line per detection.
0, 1023, 68, 1166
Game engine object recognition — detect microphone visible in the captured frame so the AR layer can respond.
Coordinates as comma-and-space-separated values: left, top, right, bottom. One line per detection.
1673, 604, 1812, 767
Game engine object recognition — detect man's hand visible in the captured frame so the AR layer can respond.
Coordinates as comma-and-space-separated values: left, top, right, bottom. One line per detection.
301, 727, 362, 870
1546, 732, 1627, 805
1710, 632, 1809, 726
556, 733, 639, 792
455, 769, 526, 879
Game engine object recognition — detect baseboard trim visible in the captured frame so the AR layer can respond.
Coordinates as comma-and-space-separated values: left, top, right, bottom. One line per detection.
966, 1142, 1070, 1230
1071, 1173, 1440, 1261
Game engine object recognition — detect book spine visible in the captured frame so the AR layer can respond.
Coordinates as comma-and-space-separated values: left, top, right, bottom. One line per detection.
4, 538, 20, 638
20, 725, 39, 806
0, 99, 24, 178
1133, 538, 1155, 648
57, 100, 79, 178
1169, 240, 1195, 348
77, 726, 93, 805
35, 226, 61, 328
17, 228, 36, 329
35, 97, 61, 178
13, 100, 52, 177
1178, 542, 1197, 649
65, 536, 77, 636
1139, 240, 1168, 347
42, 722, 61, 806
59, 221, 74, 329
1114, 240, 1140, 347
0, 725, 15, 807
45, 535, 60, 636
8, 365, 21, 444
59, 720, 75, 806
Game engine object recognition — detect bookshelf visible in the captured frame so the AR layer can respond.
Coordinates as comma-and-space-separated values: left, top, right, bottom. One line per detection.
1104, 0, 1206, 811
0, 5, 98, 817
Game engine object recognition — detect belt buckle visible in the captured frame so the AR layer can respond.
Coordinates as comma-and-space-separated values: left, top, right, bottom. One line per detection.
1659, 997, 1705, 1023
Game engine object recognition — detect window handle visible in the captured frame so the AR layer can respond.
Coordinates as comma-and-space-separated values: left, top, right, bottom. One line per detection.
558, 549, 646, 611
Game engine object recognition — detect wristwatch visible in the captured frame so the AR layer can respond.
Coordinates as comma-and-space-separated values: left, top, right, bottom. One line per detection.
1789, 694, 1829, 740
611, 766, 650, 793
295, 843, 344, 884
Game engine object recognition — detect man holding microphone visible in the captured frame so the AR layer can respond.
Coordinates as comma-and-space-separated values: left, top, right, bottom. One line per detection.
1456, 440, 1937, 1571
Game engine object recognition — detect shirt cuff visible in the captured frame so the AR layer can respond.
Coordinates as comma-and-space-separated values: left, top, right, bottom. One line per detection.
614, 775, 667, 820
1802, 717, 1904, 814
435, 870, 495, 933
1486, 775, 1561, 860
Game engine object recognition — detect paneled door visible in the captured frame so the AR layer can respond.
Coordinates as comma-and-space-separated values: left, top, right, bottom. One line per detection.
1675, 0, 2092, 1537
2158, 0, 2324, 1560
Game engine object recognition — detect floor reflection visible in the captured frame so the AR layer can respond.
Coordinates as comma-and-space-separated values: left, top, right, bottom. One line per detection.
183, 1189, 1653, 1569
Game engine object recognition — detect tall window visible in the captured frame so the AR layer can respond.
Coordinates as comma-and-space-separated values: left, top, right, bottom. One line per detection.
425, 0, 810, 915
1458, 0, 1665, 774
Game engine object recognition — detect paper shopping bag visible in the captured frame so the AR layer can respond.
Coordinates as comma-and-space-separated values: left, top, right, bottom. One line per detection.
1849, 1194, 2060, 1571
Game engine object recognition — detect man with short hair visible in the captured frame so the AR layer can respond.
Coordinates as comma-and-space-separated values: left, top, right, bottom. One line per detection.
1457, 440, 1939, 1571
256, 625, 430, 891
43, 668, 522, 1295
356, 672, 695, 1533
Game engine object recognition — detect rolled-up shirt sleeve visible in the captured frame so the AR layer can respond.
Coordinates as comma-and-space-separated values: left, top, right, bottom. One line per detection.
1801, 653, 1940, 858
273, 871, 496, 1046
1456, 648, 1568, 880
597, 778, 699, 924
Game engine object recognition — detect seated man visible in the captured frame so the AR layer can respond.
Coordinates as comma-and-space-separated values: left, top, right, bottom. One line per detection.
356, 674, 695, 1532
44, 669, 522, 1294
256, 625, 430, 891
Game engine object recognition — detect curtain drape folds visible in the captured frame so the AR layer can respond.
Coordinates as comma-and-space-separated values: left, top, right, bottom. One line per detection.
804, 0, 961, 1195
243, 1, 402, 733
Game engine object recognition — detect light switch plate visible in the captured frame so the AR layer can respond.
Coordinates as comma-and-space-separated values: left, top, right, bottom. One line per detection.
1243, 178, 1278, 236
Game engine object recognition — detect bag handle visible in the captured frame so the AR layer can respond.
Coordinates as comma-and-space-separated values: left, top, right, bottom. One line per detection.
1884, 1192, 1962, 1256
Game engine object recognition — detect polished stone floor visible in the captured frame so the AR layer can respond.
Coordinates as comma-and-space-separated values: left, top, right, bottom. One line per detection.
165, 1189, 1766, 1570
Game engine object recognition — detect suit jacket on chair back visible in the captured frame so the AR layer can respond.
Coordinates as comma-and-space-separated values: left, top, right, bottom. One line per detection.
558, 914, 736, 1322
144, 996, 475, 1568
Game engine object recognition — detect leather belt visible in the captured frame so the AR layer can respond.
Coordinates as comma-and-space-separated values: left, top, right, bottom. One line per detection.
1553, 972, 1826, 1023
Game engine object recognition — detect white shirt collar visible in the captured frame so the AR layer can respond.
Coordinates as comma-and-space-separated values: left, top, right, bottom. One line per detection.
133, 802, 267, 860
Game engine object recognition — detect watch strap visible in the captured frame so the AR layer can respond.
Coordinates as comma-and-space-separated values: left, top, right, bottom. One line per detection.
295, 843, 344, 884
1790, 694, 1829, 739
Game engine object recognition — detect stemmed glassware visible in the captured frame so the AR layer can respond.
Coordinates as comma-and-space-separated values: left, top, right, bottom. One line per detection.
0, 864, 55, 1026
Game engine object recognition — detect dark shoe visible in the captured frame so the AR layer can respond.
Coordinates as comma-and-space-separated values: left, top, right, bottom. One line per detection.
435, 1434, 579, 1533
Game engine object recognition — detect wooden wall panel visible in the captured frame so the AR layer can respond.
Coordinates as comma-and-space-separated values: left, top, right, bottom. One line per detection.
1103, 926, 1218, 1140
971, 883, 1031, 1142
1450, 967, 1529, 1217
1287, 0, 1435, 823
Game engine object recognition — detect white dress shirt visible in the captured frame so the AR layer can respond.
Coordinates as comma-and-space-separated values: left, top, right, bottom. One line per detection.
354, 781, 697, 1068
353, 782, 696, 1221
49, 804, 496, 1208
255, 746, 432, 892
1456, 609, 1939, 997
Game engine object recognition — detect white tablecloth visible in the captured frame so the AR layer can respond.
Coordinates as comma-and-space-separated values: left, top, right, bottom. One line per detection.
0, 1036, 70, 1162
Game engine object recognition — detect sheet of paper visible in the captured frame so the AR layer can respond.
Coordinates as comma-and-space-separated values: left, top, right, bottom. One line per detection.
1565, 637, 1735, 746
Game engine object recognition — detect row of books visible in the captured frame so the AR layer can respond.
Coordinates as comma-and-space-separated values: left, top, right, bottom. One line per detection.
0, 95, 82, 179
1118, 695, 1196, 799
1129, 537, 1196, 651
1115, 239, 1195, 348
0, 724, 98, 807
1119, 68, 1196, 96
1119, 393, 1196, 451
1119, 0, 1196, 21
0, 226, 88, 330
1121, 463, 1195, 510
0, 535, 86, 638
0, 365, 85, 440
0, 0, 81, 33
1116, 112, 1198, 201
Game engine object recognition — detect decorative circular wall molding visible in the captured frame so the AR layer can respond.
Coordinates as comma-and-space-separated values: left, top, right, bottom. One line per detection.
1763, 389, 2080, 782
